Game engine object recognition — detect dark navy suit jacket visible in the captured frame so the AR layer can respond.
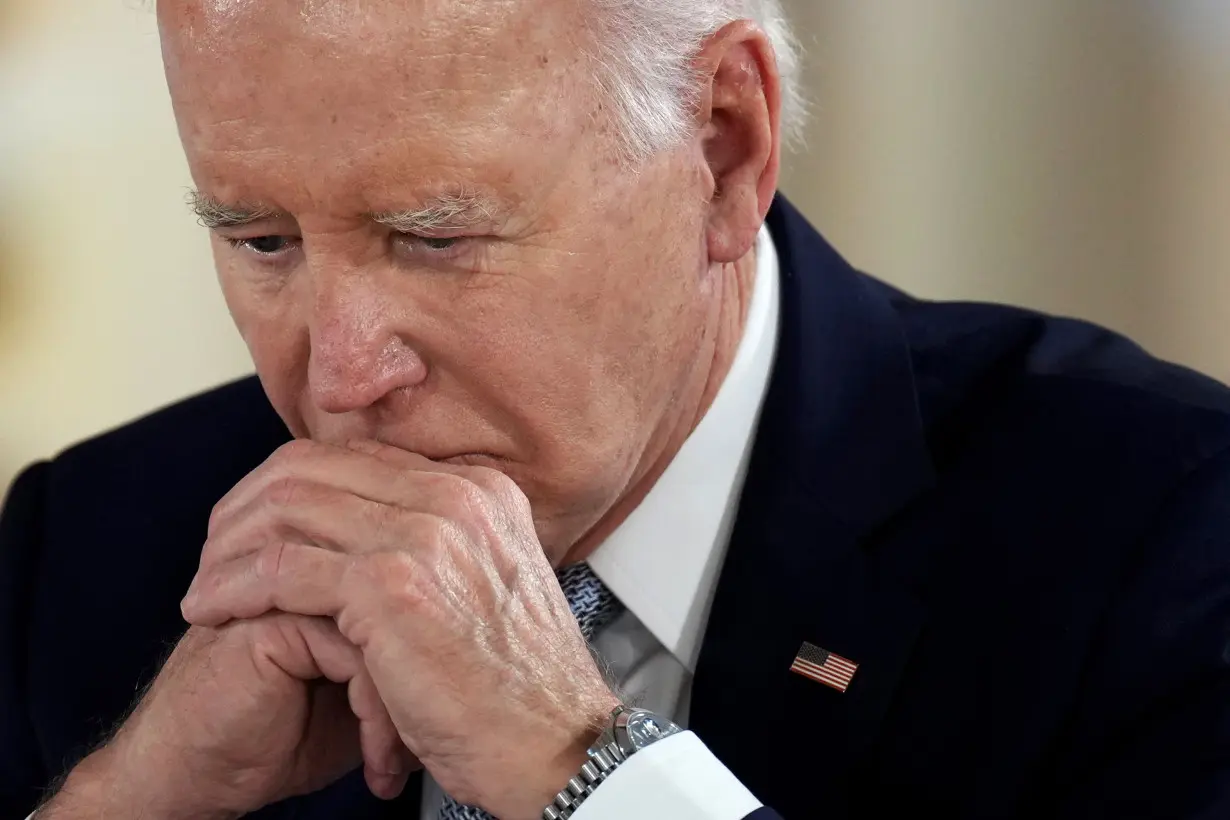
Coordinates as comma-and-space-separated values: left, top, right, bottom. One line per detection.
4, 197, 1230, 819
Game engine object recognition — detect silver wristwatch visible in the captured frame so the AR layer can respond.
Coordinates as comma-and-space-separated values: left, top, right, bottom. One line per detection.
541, 705, 683, 819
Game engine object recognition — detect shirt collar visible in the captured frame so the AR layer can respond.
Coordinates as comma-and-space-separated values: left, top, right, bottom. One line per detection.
587, 225, 781, 673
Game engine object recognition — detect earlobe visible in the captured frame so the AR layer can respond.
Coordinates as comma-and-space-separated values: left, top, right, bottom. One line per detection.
695, 21, 783, 264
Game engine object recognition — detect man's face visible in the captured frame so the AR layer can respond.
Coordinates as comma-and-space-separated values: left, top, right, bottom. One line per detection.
160, 0, 723, 558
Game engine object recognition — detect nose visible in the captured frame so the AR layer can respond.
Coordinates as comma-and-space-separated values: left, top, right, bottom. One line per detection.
307, 274, 428, 415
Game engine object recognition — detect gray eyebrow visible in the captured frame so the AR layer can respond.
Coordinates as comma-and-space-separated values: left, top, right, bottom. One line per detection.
187, 188, 504, 233
187, 190, 282, 229
371, 190, 500, 233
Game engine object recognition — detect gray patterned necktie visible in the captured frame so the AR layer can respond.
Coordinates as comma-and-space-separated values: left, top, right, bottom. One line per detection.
437, 562, 624, 820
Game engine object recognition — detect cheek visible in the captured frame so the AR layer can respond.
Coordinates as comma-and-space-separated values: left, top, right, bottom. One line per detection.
213, 257, 310, 429
474, 255, 703, 496
213, 244, 272, 334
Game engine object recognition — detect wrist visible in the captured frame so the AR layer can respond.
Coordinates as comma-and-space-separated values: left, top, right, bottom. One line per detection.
40, 742, 239, 820
513, 693, 623, 820
538, 705, 686, 820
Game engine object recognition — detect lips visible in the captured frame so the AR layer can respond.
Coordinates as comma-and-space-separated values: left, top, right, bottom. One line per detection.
366, 433, 506, 467
374, 443, 501, 467
438, 452, 507, 468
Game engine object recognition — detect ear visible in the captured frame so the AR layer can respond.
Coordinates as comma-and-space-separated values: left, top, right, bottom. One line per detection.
692, 20, 783, 264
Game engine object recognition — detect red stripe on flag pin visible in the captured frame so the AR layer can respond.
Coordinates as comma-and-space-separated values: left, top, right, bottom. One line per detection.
789, 641, 859, 692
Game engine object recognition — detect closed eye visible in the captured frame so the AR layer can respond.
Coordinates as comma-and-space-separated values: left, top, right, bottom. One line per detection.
392, 233, 473, 262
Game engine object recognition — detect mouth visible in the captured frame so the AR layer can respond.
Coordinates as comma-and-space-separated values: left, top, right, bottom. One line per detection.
366, 434, 507, 468
371, 443, 503, 467
438, 452, 507, 469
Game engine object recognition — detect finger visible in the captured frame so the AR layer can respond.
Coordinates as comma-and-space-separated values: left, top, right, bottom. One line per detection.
365, 767, 410, 801
206, 440, 331, 536
268, 617, 400, 797
291, 617, 413, 798
351, 671, 411, 799
182, 542, 349, 626
201, 483, 447, 569
345, 439, 514, 493
290, 614, 365, 681
343, 439, 470, 475
299, 680, 365, 785
207, 440, 402, 534
210, 441, 467, 533
351, 668, 403, 774
346, 442, 528, 526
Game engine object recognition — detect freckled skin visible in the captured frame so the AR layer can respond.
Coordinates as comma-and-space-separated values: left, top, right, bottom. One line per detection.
159, 0, 780, 564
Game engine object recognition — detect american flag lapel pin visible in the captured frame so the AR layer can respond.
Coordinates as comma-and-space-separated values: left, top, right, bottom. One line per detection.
789, 641, 859, 693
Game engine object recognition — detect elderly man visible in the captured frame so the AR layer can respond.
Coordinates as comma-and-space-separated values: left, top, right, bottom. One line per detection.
3, 0, 1230, 818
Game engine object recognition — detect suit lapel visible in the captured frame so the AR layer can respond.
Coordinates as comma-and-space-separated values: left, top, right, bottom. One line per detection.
690, 197, 935, 817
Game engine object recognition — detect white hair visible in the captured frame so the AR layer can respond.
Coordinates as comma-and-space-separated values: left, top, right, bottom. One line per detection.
585, 0, 806, 162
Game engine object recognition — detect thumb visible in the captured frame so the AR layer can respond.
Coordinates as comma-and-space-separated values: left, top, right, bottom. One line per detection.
270, 614, 419, 799
351, 667, 420, 799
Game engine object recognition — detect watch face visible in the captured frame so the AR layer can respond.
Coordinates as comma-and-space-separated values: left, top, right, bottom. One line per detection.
624, 711, 681, 751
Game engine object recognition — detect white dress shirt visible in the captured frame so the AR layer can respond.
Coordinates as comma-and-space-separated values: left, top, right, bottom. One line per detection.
422, 225, 782, 820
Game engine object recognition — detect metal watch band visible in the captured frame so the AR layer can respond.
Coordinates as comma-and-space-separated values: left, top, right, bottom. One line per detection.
541, 741, 627, 820
542, 706, 684, 820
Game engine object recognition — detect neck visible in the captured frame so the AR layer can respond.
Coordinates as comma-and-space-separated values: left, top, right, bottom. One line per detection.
562, 244, 759, 565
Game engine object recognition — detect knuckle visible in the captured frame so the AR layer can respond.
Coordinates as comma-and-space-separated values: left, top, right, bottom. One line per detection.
366, 500, 401, 538
191, 565, 224, 600
452, 476, 490, 515
261, 440, 315, 481
376, 548, 416, 580
360, 551, 420, 603
496, 475, 533, 516
273, 438, 316, 462
475, 467, 526, 507
465, 465, 507, 492
424, 472, 483, 519
195, 536, 219, 573
263, 475, 307, 509
206, 500, 228, 537
254, 540, 289, 581
226, 616, 291, 664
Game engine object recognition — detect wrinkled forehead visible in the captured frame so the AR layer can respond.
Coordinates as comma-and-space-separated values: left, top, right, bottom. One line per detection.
158, 0, 580, 61
158, 0, 594, 176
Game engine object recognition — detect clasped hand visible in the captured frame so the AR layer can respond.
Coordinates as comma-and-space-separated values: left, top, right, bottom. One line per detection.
63, 440, 618, 820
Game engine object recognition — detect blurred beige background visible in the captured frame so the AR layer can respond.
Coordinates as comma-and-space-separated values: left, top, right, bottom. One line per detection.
2, 0, 1228, 493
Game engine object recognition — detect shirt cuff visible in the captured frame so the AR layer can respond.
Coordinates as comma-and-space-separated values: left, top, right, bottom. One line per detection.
571, 731, 762, 820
